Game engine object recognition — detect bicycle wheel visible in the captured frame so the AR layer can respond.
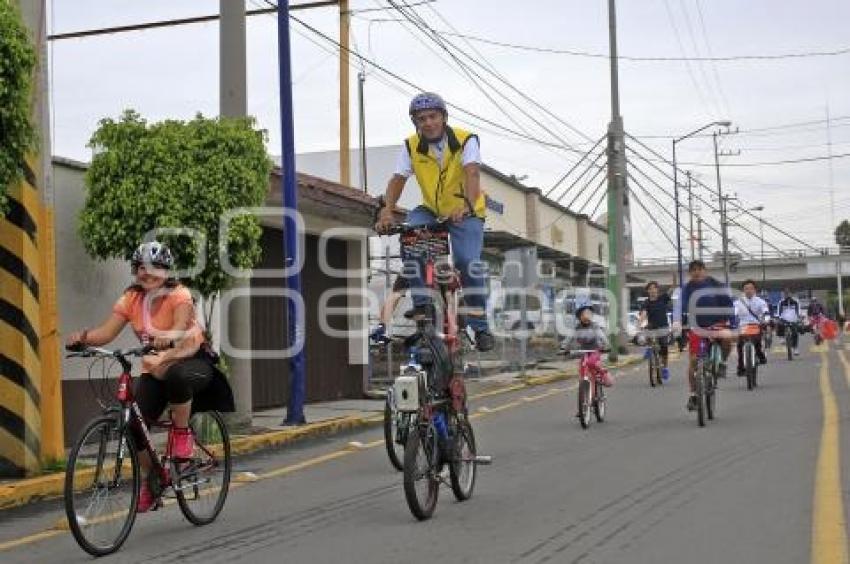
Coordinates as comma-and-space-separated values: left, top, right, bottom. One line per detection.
655, 350, 664, 386
786, 332, 793, 360
65, 415, 139, 557
403, 423, 440, 520
383, 396, 405, 472
578, 379, 591, 429
705, 370, 716, 421
593, 382, 606, 422
648, 350, 656, 387
449, 416, 477, 502
695, 360, 706, 427
745, 344, 755, 391
175, 410, 231, 526
649, 349, 658, 388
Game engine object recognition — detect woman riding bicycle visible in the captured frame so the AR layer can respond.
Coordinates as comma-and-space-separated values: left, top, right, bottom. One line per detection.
66, 241, 230, 512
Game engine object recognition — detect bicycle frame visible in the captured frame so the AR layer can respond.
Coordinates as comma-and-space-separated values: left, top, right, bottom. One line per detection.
113, 362, 174, 497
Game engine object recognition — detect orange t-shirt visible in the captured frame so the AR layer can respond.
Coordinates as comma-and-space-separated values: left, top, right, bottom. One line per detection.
112, 284, 205, 374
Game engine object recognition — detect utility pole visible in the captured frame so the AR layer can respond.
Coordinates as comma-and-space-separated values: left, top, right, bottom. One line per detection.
605, 0, 628, 359
357, 71, 367, 192
697, 217, 705, 261
759, 211, 766, 289
687, 172, 695, 261
220, 0, 254, 433
278, 1, 307, 424
339, 0, 351, 186
712, 131, 738, 286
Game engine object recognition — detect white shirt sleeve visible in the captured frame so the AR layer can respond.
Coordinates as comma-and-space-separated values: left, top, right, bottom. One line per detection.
461, 136, 481, 167
394, 144, 413, 178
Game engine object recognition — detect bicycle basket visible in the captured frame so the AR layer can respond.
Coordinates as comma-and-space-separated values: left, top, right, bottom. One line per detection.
400, 230, 450, 258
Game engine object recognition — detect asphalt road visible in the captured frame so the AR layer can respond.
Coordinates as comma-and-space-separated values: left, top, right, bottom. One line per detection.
2, 334, 848, 563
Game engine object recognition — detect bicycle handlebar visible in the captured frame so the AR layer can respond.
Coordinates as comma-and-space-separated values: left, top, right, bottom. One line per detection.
65, 343, 171, 359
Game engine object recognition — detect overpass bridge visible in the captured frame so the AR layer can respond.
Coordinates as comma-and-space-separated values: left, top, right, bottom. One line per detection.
626, 248, 850, 292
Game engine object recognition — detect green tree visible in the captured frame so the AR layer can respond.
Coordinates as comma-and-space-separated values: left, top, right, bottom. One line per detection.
836, 219, 850, 251
80, 110, 273, 327
0, 1, 38, 213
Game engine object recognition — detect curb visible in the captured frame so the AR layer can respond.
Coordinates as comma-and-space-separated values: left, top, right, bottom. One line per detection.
0, 354, 641, 512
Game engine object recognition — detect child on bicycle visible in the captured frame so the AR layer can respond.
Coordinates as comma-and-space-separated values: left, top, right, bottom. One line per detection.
564, 304, 612, 387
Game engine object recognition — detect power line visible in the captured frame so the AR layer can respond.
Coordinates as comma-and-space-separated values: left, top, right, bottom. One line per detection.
543, 136, 606, 198
692, 0, 732, 117
633, 115, 850, 139
563, 161, 607, 210
382, 0, 594, 152
553, 149, 607, 205
628, 188, 677, 249
417, 2, 595, 144
47, 1, 338, 40
662, 0, 716, 119
351, 18, 850, 62
625, 133, 821, 252
289, 14, 589, 156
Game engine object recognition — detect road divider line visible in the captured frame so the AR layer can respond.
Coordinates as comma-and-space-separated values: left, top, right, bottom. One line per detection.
811, 351, 848, 564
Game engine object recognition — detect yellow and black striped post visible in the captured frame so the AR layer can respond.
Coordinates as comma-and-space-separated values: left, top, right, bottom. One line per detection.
0, 0, 62, 477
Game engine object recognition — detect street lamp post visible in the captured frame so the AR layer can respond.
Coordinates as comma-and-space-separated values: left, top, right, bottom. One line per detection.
672, 121, 731, 290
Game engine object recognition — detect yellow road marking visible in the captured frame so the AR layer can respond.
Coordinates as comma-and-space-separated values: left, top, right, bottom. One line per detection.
811, 351, 848, 564
0, 529, 64, 551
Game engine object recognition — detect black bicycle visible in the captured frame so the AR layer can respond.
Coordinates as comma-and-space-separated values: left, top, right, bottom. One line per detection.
381, 220, 491, 520
64, 345, 231, 556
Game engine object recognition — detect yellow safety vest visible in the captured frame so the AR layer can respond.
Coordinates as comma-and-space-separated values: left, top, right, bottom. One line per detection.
405, 126, 486, 218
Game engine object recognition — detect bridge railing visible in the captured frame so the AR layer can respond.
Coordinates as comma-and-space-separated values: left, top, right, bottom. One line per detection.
631, 247, 848, 268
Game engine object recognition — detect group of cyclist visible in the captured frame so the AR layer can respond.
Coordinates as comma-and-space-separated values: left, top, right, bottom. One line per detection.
635, 259, 832, 411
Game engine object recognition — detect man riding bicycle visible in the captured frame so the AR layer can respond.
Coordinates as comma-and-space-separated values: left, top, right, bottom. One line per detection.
734, 279, 769, 376
638, 281, 672, 381
677, 260, 734, 411
777, 288, 801, 356
374, 92, 493, 352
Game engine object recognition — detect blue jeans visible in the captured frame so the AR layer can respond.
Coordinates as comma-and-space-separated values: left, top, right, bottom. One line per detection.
401, 206, 488, 332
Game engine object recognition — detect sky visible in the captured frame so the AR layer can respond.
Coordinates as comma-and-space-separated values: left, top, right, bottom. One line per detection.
47, 0, 850, 259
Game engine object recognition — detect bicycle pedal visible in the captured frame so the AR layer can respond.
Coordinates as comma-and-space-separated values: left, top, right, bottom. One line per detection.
473, 455, 493, 465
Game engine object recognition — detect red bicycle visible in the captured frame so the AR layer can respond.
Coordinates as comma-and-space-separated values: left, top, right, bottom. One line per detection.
571, 350, 609, 429
63, 345, 231, 556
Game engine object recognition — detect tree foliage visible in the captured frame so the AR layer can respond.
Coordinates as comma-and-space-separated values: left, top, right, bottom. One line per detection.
0, 1, 38, 213
80, 110, 272, 302
836, 219, 850, 250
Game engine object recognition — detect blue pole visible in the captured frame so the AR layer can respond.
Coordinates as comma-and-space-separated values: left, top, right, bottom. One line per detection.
278, 1, 306, 425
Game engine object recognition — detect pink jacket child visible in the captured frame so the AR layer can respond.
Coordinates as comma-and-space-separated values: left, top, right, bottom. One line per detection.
565, 312, 613, 387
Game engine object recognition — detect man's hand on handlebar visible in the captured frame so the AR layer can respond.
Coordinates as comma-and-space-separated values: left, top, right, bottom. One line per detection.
448, 207, 466, 225
375, 207, 396, 234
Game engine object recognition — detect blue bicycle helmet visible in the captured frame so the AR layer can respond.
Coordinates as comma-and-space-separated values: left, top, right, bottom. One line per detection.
575, 298, 595, 319
409, 92, 447, 121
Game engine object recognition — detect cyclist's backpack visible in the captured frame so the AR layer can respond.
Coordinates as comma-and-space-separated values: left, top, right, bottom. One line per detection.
413, 330, 453, 395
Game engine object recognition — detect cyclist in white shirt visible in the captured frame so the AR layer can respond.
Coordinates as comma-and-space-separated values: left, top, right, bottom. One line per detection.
734, 279, 769, 376
777, 288, 802, 355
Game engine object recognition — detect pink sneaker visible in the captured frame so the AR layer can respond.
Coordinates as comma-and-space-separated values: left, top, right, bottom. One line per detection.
597, 370, 614, 387
170, 426, 195, 459
138, 480, 155, 513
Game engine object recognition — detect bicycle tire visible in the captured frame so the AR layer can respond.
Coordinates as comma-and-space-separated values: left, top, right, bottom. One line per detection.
706, 369, 716, 421
648, 350, 656, 388
403, 423, 439, 520
745, 343, 755, 391
786, 331, 793, 361
175, 410, 231, 526
383, 396, 404, 472
655, 349, 664, 386
65, 415, 139, 557
593, 381, 606, 422
695, 360, 706, 427
578, 379, 591, 429
449, 416, 477, 501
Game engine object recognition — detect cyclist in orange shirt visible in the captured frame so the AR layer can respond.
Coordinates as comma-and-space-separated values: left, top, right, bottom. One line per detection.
67, 241, 228, 512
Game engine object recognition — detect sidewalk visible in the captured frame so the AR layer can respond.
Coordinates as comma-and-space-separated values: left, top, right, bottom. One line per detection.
0, 353, 640, 511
